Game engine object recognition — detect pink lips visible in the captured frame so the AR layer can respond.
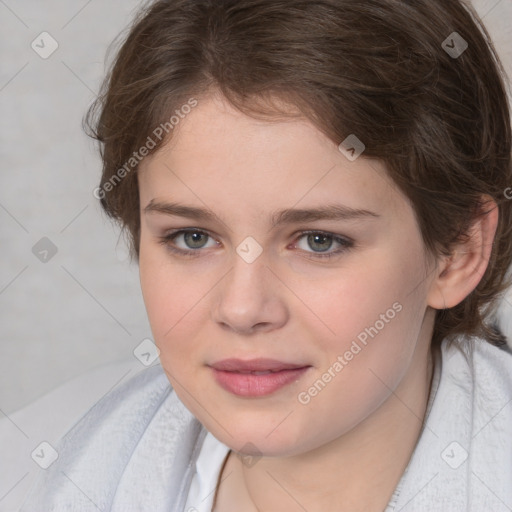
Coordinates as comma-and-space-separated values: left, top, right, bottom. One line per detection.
209, 358, 311, 397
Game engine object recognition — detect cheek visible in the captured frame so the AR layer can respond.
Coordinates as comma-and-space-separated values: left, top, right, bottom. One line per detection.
292, 280, 425, 448
296, 246, 428, 383
139, 240, 169, 332
139, 239, 185, 345
139, 238, 213, 371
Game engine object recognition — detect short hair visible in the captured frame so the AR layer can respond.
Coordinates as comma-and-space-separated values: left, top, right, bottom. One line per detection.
85, 0, 512, 349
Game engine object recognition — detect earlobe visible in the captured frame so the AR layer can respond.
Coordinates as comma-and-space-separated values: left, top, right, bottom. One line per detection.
428, 277, 448, 310
427, 196, 499, 310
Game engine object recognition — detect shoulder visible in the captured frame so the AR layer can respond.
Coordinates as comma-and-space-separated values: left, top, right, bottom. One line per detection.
466, 337, 512, 410
439, 335, 512, 441
443, 335, 512, 393
1, 360, 200, 512
0, 359, 137, 510
390, 337, 512, 510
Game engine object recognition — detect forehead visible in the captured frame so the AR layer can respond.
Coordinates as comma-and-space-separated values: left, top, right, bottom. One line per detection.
138, 94, 408, 222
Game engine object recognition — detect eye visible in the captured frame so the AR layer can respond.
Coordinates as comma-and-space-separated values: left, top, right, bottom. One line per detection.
158, 229, 218, 257
293, 231, 354, 260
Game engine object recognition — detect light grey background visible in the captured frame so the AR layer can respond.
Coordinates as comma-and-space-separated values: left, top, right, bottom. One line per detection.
1, 0, 512, 416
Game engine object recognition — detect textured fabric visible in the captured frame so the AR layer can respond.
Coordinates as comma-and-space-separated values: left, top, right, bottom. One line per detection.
19, 364, 204, 512
19, 336, 512, 512
392, 338, 512, 511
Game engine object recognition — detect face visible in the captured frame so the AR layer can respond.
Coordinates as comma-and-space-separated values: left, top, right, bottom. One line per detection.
138, 92, 437, 457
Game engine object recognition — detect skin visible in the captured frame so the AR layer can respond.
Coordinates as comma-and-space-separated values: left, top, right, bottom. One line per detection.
137, 91, 498, 511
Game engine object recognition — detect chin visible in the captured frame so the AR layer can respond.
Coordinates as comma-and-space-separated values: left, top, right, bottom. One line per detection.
207, 415, 308, 457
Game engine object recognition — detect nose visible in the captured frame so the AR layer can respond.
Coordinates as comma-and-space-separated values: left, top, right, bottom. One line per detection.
211, 254, 288, 336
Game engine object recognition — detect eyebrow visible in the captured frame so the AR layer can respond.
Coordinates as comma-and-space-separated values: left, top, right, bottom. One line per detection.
144, 200, 380, 228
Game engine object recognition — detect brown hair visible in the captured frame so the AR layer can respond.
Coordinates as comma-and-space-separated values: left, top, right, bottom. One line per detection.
85, 0, 512, 349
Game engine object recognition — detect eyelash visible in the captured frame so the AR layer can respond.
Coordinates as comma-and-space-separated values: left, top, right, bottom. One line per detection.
157, 229, 354, 260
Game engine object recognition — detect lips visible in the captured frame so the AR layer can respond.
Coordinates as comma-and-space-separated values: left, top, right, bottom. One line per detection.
208, 358, 311, 397
209, 358, 308, 372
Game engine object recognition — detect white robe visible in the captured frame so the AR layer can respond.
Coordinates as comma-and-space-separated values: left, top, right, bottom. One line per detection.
18, 336, 512, 511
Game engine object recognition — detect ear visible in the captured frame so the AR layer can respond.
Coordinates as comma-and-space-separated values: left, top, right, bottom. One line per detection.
427, 195, 499, 310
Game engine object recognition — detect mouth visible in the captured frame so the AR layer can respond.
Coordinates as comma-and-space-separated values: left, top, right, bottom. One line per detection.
208, 358, 311, 397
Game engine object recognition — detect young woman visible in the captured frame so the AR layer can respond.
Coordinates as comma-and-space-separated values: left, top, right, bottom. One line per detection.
21, 0, 512, 510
